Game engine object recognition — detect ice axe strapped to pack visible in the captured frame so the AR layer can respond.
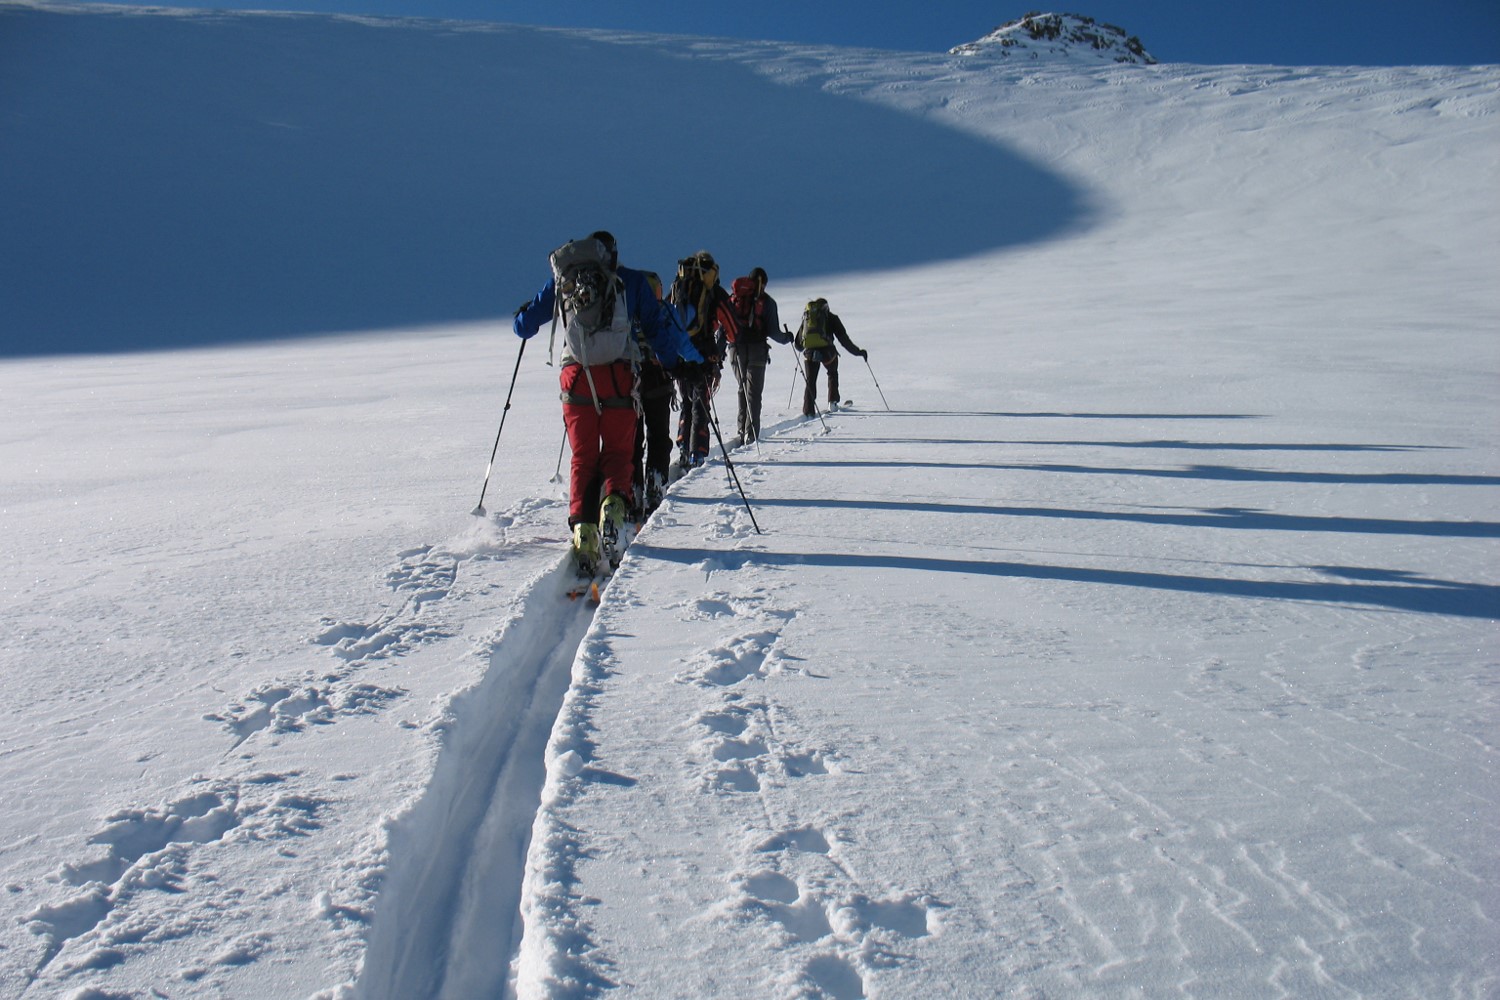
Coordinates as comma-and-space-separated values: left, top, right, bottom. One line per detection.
549, 237, 618, 333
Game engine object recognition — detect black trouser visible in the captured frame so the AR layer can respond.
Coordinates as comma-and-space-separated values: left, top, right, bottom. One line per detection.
802, 347, 839, 415
732, 353, 767, 443
633, 366, 675, 514
675, 375, 714, 466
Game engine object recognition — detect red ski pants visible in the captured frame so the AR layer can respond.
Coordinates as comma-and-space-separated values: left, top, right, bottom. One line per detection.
561, 361, 637, 524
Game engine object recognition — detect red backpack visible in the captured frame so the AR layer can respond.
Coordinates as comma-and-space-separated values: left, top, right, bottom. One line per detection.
728, 275, 762, 343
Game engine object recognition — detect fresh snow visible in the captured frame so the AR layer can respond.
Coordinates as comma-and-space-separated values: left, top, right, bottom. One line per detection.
2, 4, 1497, 999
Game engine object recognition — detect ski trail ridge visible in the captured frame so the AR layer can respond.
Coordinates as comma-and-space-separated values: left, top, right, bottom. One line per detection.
356, 556, 594, 1000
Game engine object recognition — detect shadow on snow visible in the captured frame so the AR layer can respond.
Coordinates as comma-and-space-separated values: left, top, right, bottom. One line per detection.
633, 542, 1500, 620
0, 8, 1093, 356
678, 495, 1500, 540
758, 460, 1500, 488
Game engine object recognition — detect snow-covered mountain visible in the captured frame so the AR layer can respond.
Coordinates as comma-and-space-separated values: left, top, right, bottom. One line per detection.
2, 3, 1496, 999
950, 12, 1157, 63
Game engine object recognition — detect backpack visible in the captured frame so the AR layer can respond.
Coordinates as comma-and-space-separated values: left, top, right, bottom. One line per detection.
670, 257, 715, 345
549, 237, 616, 333
728, 276, 763, 344
800, 298, 831, 350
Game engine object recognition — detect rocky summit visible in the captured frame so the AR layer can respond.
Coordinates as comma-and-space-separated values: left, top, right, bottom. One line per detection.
950, 12, 1157, 64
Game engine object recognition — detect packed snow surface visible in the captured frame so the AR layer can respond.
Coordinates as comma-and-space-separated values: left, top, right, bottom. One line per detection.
1, 4, 1497, 998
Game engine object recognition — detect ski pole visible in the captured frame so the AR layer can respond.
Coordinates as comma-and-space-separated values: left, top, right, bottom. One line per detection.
710, 395, 735, 491
472, 337, 527, 516
863, 354, 890, 411
808, 397, 830, 433
785, 327, 802, 410
706, 393, 762, 534
548, 425, 567, 484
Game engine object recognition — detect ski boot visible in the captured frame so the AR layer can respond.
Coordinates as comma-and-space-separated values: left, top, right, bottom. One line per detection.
567, 522, 602, 601
571, 522, 601, 577
600, 493, 628, 572
643, 469, 667, 520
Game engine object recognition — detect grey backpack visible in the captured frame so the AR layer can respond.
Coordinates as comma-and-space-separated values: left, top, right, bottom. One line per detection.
549, 238, 617, 334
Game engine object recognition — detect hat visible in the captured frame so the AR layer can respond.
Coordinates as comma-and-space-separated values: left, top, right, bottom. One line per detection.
588, 230, 618, 269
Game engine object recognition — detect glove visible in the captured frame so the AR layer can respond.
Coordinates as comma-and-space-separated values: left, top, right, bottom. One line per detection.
858, 348, 869, 359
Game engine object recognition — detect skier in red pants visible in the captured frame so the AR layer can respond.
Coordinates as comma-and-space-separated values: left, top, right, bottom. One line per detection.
514, 235, 704, 574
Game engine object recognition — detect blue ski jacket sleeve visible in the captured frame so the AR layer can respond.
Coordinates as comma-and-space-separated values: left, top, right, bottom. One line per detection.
619, 266, 703, 368
512, 280, 555, 340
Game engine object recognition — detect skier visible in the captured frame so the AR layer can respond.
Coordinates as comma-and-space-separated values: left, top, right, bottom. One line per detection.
795, 298, 867, 416
727, 267, 789, 444
513, 235, 705, 577
584, 232, 675, 521
667, 251, 735, 470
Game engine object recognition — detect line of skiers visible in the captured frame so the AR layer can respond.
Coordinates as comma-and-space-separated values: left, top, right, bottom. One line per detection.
512, 231, 868, 575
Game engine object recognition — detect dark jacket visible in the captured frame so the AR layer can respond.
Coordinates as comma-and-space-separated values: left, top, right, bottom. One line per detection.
797, 309, 863, 358
733, 292, 789, 367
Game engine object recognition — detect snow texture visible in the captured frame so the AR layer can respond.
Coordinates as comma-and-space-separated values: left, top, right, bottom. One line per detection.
1, 3, 1497, 998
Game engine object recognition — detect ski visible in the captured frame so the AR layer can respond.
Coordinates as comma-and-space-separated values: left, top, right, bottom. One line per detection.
565, 560, 598, 601
566, 574, 606, 603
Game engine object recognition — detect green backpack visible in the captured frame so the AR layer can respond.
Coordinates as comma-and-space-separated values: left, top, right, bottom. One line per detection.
800, 298, 831, 350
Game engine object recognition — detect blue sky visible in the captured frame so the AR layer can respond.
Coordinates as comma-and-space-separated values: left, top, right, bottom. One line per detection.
87, 0, 1500, 65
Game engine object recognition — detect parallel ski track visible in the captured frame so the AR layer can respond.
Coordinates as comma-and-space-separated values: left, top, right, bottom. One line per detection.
356, 556, 595, 1000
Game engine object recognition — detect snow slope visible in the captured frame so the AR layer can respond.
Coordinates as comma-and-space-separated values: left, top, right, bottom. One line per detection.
1, 4, 1497, 999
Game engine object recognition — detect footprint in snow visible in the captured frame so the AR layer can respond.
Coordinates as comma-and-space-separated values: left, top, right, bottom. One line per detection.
383, 545, 457, 609
206, 678, 403, 747
756, 826, 833, 856
713, 736, 769, 761
712, 766, 761, 793
739, 870, 835, 943
833, 892, 939, 939
681, 589, 796, 623
28, 776, 330, 981
800, 954, 866, 1000
696, 706, 751, 737
677, 630, 782, 687
310, 618, 453, 663
694, 698, 833, 794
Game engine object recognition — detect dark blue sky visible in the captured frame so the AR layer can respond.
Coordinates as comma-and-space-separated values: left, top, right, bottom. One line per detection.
87, 0, 1500, 65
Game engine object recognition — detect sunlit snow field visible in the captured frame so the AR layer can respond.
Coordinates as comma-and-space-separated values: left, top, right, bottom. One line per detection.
2, 5, 1496, 998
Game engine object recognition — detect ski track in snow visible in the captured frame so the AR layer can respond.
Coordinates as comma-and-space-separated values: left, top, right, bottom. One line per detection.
355, 552, 594, 1000
21, 497, 569, 996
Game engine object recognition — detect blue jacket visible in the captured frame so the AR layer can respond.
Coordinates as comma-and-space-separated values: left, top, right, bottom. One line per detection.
514, 266, 703, 369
